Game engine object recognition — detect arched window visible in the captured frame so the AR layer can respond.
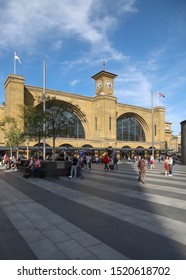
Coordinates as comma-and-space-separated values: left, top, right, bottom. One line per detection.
60, 144, 73, 148
95, 117, 97, 130
117, 116, 145, 141
109, 116, 111, 130
165, 141, 168, 149
82, 144, 93, 148
45, 105, 85, 139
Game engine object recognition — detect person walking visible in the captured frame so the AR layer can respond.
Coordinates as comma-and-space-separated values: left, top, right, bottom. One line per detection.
86, 155, 91, 169
113, 155, 118, 169
164, 156, 170, 176
137, 156, 146, 184
169, 156, 173, 176
149, 155, 154, 169
103, 154, 109, 170
69, 155, 78, 179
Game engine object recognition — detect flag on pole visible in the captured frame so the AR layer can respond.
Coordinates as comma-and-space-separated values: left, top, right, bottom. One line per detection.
158, 92, 165, 98
14, 52, 22, 64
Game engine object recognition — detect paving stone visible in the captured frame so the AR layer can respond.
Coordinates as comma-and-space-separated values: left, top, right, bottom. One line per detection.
41, 228, 71, 243
10, 219, 35, 231
69, 231, 101, 247
57, 240, 98, 260
87, 242, 128, 260
18, 228, 45, 243
0, 162, 186, 260
57, 222, 82, 234
28, 238, 67, 260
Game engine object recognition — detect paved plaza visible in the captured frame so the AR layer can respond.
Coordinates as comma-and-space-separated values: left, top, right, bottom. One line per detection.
0, 160, 186, 260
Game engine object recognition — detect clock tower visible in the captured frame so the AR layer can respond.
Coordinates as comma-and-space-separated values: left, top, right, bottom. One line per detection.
91, 70, 117, 96
91, 70, 118, 142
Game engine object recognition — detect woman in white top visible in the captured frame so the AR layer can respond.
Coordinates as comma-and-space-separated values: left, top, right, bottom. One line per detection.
169, 156, 173, 176
164, 156, 170, 176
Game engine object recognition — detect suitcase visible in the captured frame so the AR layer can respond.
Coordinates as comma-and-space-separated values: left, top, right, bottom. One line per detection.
109, 164, 114, 170
23, 169, 30, 179
65, 166, 71, 177
38, 168, 45, 178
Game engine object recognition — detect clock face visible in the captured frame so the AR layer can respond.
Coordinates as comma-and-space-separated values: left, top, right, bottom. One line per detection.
96, 80, 102, 89
105, 80, 112, 88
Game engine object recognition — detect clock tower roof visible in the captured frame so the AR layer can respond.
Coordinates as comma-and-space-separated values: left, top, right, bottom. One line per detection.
91, 70, 117, 81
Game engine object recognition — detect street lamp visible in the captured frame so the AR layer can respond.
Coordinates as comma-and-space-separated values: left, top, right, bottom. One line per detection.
43, 60, 46, 160
25, 138, 29, 159
151, 90, 155, 159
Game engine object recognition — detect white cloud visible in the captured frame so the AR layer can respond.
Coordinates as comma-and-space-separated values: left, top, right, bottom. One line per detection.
116, 0, 137, 13
166, 105, 184, 135
69, 79, 80, 87
115, 65, 152, 107
0, 0, 136, 60
178, 77, 186, 80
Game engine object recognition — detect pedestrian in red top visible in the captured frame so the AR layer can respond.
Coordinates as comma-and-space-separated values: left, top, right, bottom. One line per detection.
103, 154, 109, 170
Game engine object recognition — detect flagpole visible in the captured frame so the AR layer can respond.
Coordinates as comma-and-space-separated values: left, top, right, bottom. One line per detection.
14, 51, 16, 74
151, 90, 155, 159
43, 60, 46, 160
157, 91, 159, 106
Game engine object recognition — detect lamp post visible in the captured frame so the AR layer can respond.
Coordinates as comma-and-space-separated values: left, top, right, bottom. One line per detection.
151, 90, 155, 158
26, 138, 29, 159
43, 60, 46, 160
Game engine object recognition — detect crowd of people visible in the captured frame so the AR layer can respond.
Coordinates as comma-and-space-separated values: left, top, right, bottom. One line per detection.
137, 154, 175, 184
66, 153, 176, 183
0, 153, 21, 170
0, 151, 176, 183
25, 156, 42, 178
164, 155, 174, 176
0, 153, 42, 178
68, 153, 118, 179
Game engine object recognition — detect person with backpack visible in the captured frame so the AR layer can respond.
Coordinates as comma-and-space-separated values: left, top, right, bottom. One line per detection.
103, 154, 109, 170
113, 155, 118, 169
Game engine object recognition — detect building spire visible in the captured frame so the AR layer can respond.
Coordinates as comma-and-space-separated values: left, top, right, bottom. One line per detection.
102, 60, 107, 71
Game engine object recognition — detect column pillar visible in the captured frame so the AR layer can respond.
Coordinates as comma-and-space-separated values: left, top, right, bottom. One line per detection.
180, 120, 186, 165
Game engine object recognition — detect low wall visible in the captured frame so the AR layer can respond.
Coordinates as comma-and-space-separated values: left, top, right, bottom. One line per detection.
19, 160, 81, 178
41, 160, 72, 177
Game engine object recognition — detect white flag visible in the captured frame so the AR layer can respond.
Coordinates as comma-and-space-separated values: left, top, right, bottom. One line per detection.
158, 92, 165, 98
14, 52, 22, 64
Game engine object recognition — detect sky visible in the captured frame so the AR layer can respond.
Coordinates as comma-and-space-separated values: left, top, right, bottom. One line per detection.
0, 0, 186, 135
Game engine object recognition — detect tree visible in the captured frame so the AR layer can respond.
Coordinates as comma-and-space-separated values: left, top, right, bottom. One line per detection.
19, 99, 85, 160
45, 99, 69, 159
2, 117, 25, 158
19, 104, 46, 153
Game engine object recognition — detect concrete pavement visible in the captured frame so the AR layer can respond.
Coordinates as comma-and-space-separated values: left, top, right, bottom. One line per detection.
0, 160, 186, 260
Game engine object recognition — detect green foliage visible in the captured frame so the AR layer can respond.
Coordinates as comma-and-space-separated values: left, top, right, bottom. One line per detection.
19, 104, 46, 140
3, 116, 25, 148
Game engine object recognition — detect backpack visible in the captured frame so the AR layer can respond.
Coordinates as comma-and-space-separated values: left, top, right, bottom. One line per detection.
113, 157, 118, 163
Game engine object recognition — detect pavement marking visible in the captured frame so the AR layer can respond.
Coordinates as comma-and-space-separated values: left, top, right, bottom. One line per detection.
0, 177, 128, 260
18, 174, 186, 246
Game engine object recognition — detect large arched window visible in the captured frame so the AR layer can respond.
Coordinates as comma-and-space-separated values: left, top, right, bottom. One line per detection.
117, 116, 146, 141
47, 111, 85, 138
44, 101, 85, 139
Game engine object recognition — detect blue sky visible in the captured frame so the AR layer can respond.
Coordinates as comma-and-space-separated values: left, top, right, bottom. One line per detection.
0, 0, 186, 135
